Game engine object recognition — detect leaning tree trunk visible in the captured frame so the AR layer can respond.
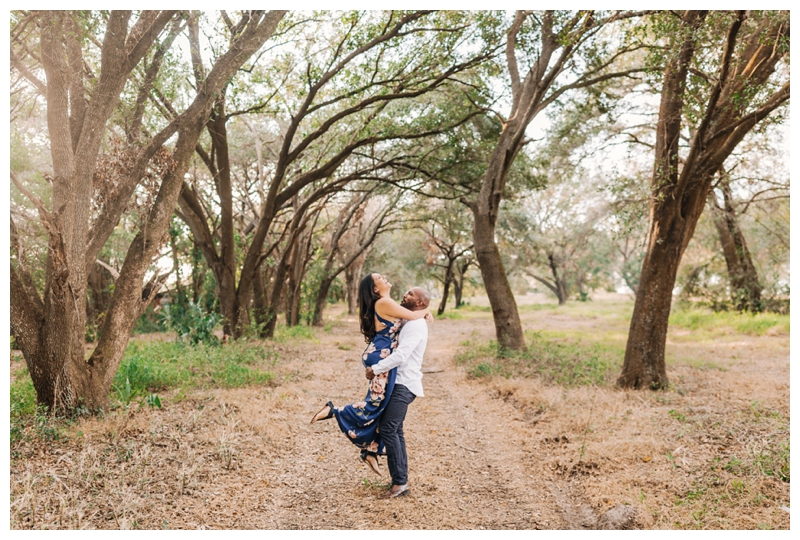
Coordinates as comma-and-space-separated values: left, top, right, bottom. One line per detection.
252, 267, 269, 330
264, 258, 290, 338
312, 275, 336, 326
461, 10, 574, 352
471, 210, 525, 351
617, 220, 686, 389
710, 183, 763, 312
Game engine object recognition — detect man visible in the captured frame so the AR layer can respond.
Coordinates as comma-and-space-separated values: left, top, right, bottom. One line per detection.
365, 286, 430, 500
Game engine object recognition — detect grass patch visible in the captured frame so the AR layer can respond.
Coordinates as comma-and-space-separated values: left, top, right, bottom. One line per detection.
454, 304, 492, 312
10, 367, 69, 447
455, 330, 622, 386
10, 375, 37, 445
669, 308, 789, 336
436, 309, 464, 320
673, 355, 727, 371
516, 298, 635, 320
114, 340, 277, 403
11, 339, 278, 447
273, 323, 318, 343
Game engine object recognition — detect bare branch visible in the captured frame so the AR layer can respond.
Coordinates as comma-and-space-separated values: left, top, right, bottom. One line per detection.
10, 48, 46, 95
95, 259, 121, 280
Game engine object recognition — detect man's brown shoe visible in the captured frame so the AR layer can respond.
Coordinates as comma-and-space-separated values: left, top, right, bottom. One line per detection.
378, 484, 409, 499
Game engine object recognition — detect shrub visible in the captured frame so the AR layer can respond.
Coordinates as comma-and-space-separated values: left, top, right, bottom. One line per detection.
160, 300, 221, 345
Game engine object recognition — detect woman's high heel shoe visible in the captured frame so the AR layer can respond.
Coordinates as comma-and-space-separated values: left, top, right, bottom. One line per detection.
361, 451, 382, 476
310, 401, 335, 424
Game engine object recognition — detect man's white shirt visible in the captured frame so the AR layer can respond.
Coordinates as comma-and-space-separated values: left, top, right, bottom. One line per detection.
370, 318, 427, 397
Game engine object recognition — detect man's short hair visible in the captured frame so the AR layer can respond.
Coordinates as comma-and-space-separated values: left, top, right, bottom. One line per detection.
412, 287, 431, 308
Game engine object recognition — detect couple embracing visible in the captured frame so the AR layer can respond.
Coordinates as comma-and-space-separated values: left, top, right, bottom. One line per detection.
310, 273, 432, 499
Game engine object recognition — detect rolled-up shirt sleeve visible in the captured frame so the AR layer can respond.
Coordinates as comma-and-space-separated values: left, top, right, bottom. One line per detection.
371, 322, 423, 375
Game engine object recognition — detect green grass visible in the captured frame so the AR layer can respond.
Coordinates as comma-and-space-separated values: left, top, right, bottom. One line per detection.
517, 298, 635, 320
10, 339, 278, 446
10, 375, 37, 444
454, 304, 492, 312
115, 340, 277, 401
436, 309, 464, 320
273, 323, 318, 343
455, 330, 623, 386
669, 308, 789, 336
672, 355, 727, 371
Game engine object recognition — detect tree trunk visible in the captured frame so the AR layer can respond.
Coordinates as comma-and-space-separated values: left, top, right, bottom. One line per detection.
454, 259, 470, 307
264, 258, 290, 338
168, 228, 185, 303
252, 267, 269, 331
618, 216, 685, 389
709, 183, 763, 312
618, 11, 707, 391
547, 252, 568, 305
470, 209, 525, 351
191, 246, 204, 304
437, 260, 455, 315
618, 10, 788, 390
345, 263, 361, 315
312, 275, 336, 326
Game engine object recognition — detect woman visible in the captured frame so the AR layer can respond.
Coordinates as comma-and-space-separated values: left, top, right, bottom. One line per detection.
310, 272, 431, 475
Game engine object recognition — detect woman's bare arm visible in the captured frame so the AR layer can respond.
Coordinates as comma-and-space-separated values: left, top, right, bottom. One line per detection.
375, 297, 430, 321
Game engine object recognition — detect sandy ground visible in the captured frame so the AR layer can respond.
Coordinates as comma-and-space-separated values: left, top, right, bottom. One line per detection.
9, 297, 790, 529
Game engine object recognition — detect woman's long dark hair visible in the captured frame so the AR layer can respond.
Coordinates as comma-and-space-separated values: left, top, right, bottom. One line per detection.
358, 273, 382, 343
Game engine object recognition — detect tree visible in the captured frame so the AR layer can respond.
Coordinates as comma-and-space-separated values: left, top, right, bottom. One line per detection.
175, 11, 493, 338
311, 188, 398, 326
618, 10, 790, 389
421, 202, 474, 314
10, 10, 287, 411
461, 10, 651, 350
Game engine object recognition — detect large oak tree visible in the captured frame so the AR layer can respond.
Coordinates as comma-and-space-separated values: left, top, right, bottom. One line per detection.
618, 10, 789, 389
10, 10, 287, 411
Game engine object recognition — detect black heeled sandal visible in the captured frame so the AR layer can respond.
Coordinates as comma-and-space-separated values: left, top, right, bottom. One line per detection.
361, 450, 382, 476
310, 401, 335, 424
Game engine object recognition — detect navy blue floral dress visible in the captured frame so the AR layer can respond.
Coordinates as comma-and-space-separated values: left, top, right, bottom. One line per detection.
333, 312, 401, 456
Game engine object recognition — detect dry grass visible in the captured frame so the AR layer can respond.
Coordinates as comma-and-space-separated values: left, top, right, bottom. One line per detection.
9, 297, 790, 529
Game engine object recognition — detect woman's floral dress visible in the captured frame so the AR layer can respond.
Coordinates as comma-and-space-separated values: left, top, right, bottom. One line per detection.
333, 312, 402, 457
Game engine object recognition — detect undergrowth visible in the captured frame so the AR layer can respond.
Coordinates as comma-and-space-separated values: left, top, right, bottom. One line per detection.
273, 323, 318, 343
669, 308, 789, 336
115, 340, 277, 399
455, 330, 621, 386
10, 339, 278, 447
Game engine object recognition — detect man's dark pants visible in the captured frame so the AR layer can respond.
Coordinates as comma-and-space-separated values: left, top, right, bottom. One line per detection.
381, 384, 416, 486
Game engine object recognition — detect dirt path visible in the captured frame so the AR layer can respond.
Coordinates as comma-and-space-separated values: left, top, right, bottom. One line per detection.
10, 299, 789, 529
233, 316, 568, 529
